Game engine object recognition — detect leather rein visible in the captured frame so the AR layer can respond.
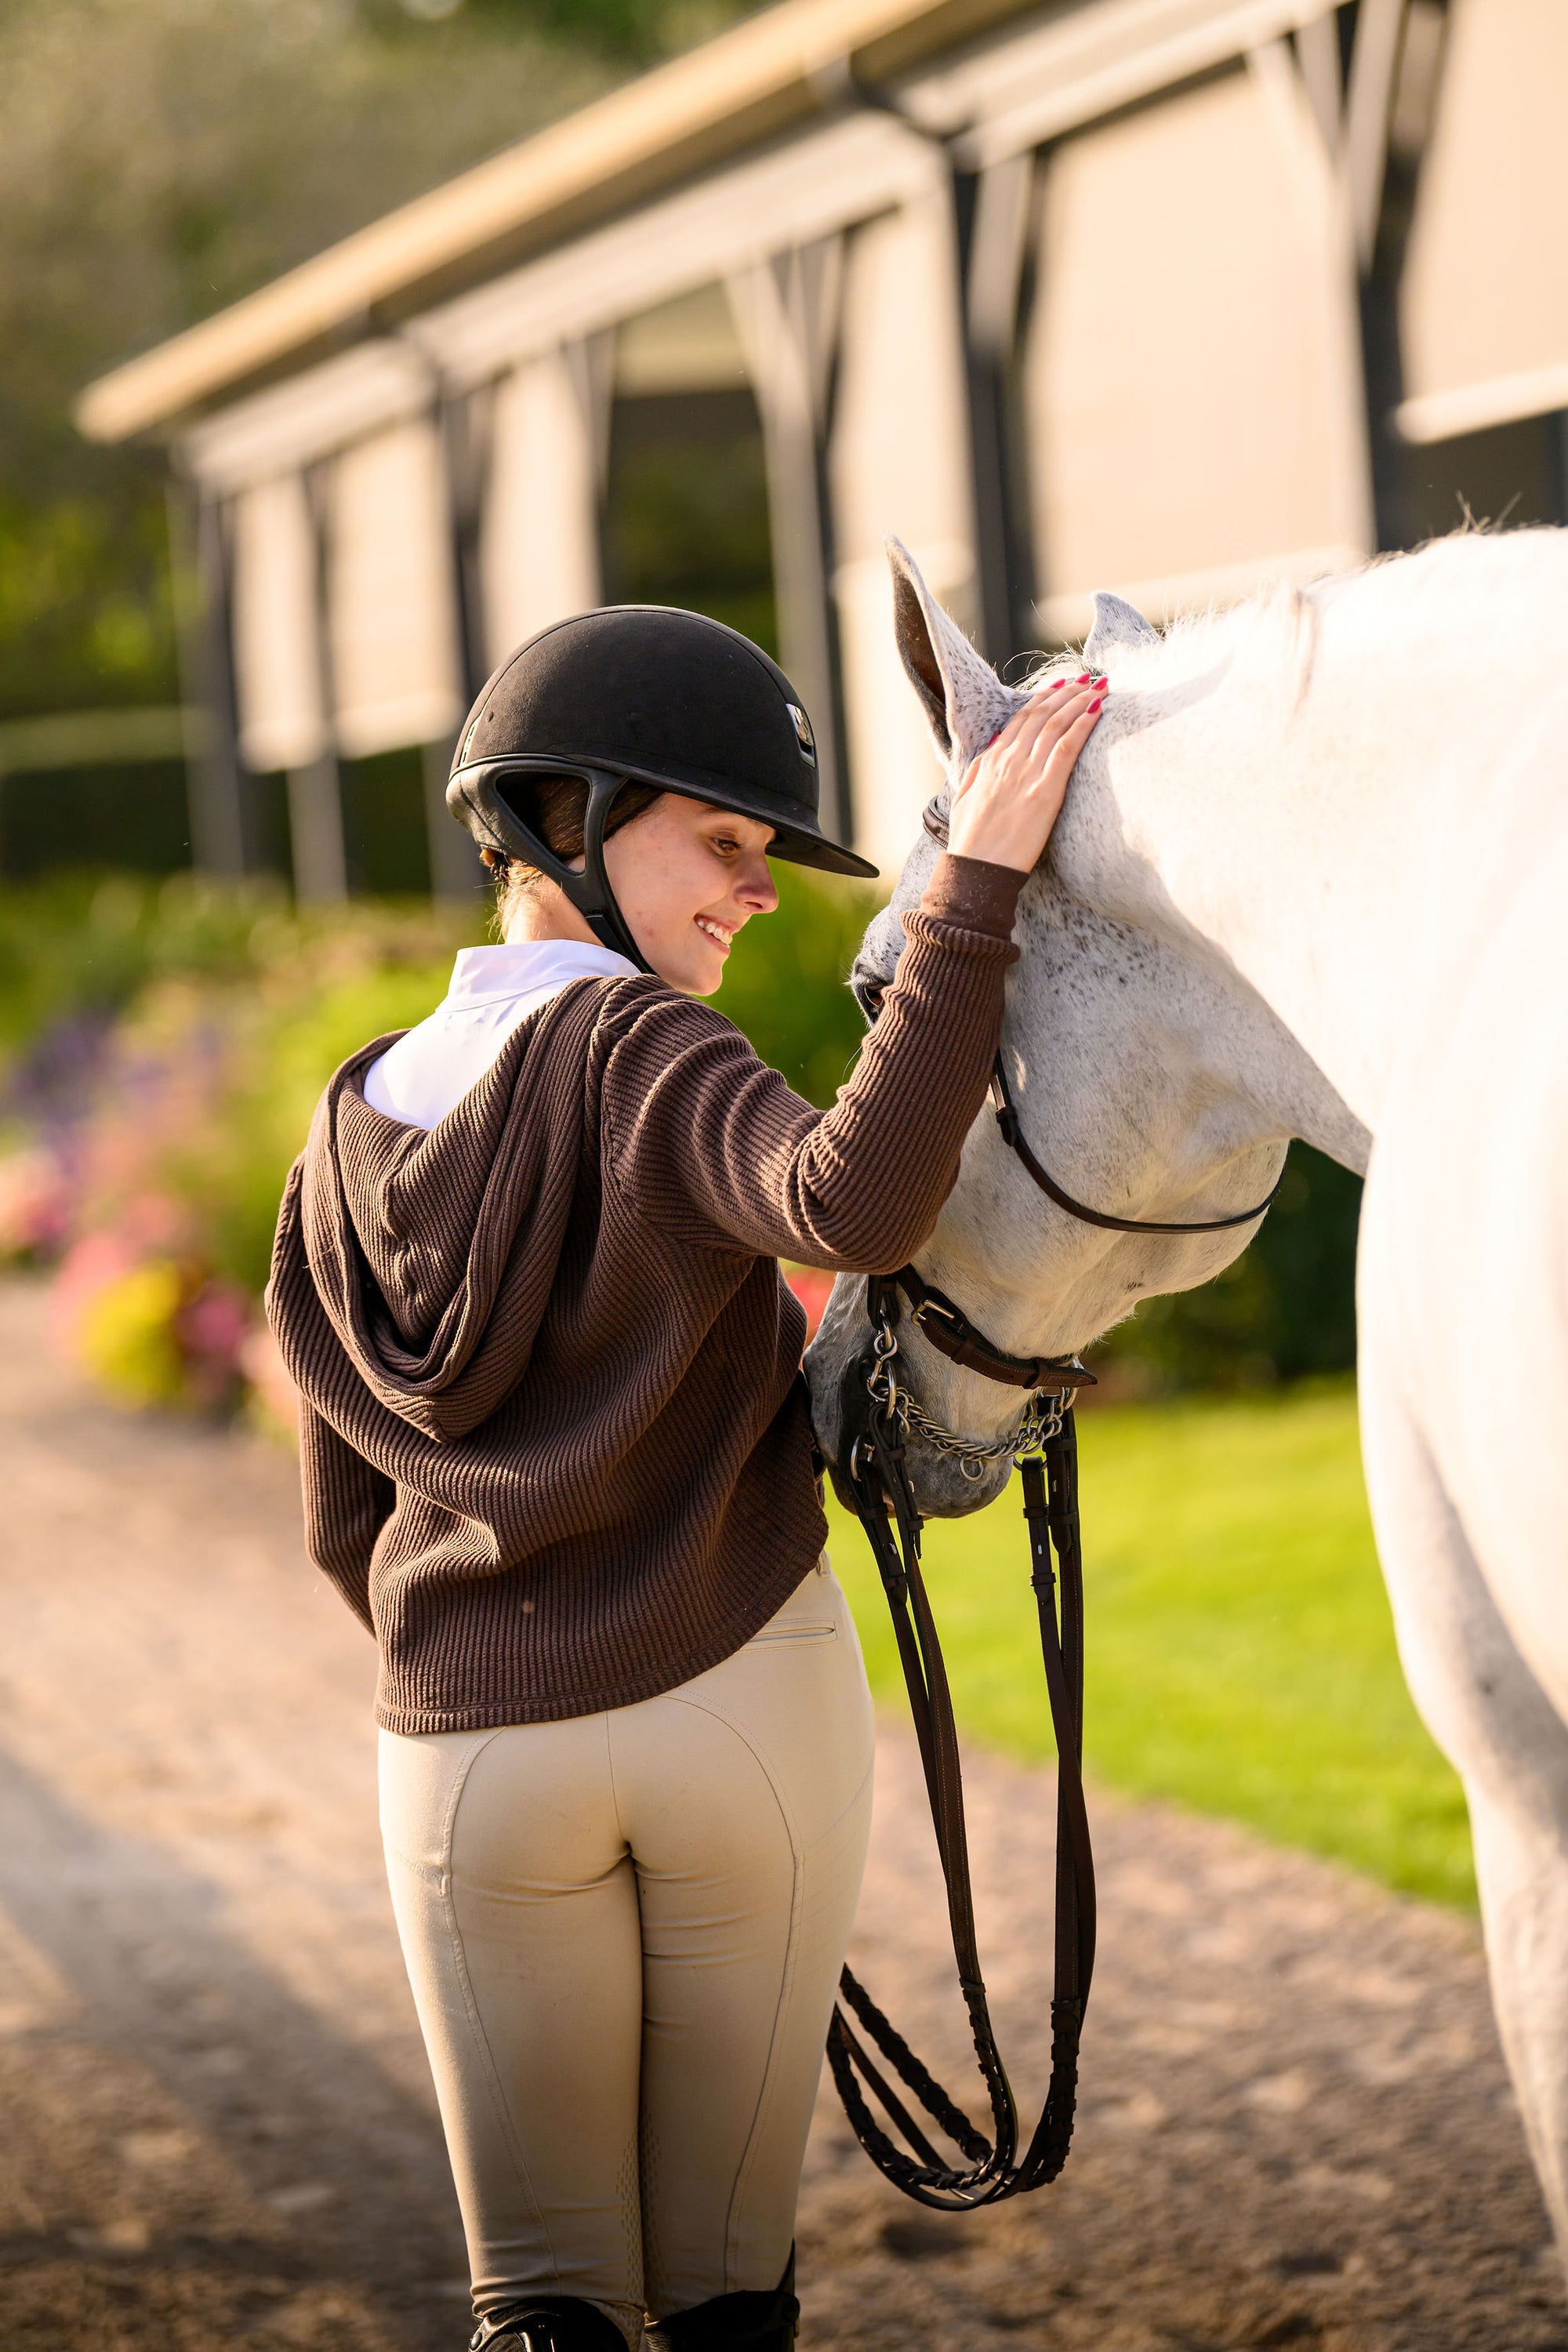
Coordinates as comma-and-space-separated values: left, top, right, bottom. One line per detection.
828, 1262, 1097, 2207
828, 825, 1283, 2203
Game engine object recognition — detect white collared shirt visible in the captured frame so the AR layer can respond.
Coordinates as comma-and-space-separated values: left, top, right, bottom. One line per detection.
363, 939, 638, 1131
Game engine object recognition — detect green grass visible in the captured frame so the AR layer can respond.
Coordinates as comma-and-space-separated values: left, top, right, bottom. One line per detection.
826, 1381, 1475, 1909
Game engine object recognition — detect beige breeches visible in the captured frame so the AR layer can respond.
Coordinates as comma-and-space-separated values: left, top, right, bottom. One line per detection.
378, 1563, 874, 2347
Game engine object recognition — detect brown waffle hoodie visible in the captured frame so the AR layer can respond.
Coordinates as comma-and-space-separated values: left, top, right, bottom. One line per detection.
266, 851, 1024, 1733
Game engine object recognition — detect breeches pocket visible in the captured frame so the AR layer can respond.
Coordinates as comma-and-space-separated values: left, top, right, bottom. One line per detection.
741, 1557, 842, 1646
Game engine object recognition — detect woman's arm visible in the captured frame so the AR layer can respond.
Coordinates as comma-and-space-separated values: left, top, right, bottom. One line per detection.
605, 683, 1103, 1271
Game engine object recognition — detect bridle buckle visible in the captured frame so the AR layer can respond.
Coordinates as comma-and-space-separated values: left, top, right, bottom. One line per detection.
910, 1294, 960, 1342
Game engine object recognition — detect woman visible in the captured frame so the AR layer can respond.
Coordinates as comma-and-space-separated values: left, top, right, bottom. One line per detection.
267, 605, 1103, 2352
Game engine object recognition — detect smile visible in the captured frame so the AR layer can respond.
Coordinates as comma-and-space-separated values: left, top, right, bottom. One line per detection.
695, 916, 735, 949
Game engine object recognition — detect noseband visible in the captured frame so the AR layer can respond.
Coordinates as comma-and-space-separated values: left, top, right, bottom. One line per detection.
860, 1262, 1094, 1481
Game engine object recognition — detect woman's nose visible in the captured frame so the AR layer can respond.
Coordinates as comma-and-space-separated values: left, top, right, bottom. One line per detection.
739, 857, 779, 912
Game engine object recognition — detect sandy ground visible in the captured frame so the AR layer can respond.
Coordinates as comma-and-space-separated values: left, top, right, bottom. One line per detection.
0, 1273, 1563, 2351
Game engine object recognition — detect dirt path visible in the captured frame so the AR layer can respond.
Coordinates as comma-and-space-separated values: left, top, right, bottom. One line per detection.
0, 1274, 1561, 2351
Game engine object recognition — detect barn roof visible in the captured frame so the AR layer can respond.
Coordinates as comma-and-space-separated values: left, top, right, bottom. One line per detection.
76, 0, 1030, 445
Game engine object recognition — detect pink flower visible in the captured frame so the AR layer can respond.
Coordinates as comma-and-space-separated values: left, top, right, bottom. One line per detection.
238, 1322, 299, 1439
0, 1149, 71, 1260
179, 1279, 252, 1369
782, 1265, 835, 1344
51, 1229, 144, 1355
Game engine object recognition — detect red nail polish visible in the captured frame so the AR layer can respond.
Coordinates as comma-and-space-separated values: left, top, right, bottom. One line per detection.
1089, 697, 1105, 713
1049, 679, 1065, 691
1076, 672, 1091, 682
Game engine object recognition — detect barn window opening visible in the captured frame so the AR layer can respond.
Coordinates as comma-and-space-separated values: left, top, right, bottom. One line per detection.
602, 285, 776, 657
1401, 412, 1567, 544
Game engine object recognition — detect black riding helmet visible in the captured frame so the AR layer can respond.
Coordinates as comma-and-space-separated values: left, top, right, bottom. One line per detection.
447, 605, 877, 971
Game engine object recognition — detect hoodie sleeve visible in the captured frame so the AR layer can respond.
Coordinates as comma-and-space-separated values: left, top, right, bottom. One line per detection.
267, 1153, 395, 1634
297, 1399, 394, 1635
601, 851, 1023, 1272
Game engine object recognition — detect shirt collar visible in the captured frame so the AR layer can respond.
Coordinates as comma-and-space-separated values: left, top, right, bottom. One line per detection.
444, 939, 638, 1011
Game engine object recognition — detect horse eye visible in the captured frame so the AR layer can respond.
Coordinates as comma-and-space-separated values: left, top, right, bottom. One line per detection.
853, 973, 887, 1023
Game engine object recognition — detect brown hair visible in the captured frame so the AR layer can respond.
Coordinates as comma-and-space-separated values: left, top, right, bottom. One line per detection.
482, 774, 663, 936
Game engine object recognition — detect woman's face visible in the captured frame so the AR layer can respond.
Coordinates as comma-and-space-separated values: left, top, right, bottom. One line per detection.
602, 792, 779, 994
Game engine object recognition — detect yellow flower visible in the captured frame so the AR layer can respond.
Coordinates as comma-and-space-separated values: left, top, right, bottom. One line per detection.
74, 1261, 187, 1407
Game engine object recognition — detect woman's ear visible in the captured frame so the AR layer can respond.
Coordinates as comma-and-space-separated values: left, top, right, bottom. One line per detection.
887, 538, 1028, 772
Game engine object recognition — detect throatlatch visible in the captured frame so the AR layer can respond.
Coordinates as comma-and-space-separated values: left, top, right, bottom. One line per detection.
827, 1269, 1098, 2209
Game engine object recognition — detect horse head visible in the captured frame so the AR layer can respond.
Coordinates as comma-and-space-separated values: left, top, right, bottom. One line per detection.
805, 541, 1294, 1517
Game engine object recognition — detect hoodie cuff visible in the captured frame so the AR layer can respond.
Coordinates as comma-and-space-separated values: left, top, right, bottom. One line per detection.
919, 852, 1025, 942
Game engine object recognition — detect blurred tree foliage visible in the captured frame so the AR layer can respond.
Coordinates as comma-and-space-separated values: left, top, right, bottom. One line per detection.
434, 0, 748, 64
0, 0, 757, 728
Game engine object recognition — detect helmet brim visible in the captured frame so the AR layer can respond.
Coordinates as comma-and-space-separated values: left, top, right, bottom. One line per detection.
452, 753, 880, 882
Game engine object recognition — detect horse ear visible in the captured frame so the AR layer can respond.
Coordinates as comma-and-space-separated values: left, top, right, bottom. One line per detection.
887, 538, 1023, 770
1083, 590, 1156, 666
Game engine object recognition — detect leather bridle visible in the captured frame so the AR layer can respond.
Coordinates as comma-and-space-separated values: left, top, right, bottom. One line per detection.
989, 1050, 1284, 1235
828, 829, 1283, 2205
919, 795, 1286, 1239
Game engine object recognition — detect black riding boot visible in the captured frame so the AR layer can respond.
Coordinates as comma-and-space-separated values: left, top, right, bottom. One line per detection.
644, 2251, 799, 2351
470, 2297, 628, 2350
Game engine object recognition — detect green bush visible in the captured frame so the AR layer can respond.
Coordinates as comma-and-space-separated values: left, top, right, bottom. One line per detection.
0, 870, 270, 1076
0, 866, 1361, 1396
0, 866, 876, 1289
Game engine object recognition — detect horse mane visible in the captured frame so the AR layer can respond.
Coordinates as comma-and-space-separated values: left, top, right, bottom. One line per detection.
1022, 524, 1568, 712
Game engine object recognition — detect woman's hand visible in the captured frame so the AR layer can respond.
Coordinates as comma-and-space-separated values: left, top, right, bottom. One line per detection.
946, 673, 1105, 873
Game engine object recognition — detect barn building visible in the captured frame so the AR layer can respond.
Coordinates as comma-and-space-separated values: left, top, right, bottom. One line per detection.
78, 0, 1568, 897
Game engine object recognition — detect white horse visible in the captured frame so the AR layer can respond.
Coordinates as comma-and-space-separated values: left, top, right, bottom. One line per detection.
806, 532, 1568, 2254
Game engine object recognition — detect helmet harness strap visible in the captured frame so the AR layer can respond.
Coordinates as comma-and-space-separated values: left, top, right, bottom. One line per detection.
451, 757, 652, 975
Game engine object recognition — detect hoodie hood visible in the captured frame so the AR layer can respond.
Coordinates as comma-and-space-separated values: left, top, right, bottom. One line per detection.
290, 978, 619, 1443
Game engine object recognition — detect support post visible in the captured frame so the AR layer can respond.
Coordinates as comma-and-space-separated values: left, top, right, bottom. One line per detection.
169, 474, 251, 877
1345, 0, 1422, 551
1343, 0, 1410, 273
440, 381, 494, 707
728, 244, 851, 846
289, 460, 349, 903
954, 152, 1036, 668
286, 755, 350, 903
423, 733, 487, 905
430, 385, 494, 903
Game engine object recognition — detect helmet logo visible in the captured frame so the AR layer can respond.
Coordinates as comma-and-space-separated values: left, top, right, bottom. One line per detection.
786, 703, 816, 764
